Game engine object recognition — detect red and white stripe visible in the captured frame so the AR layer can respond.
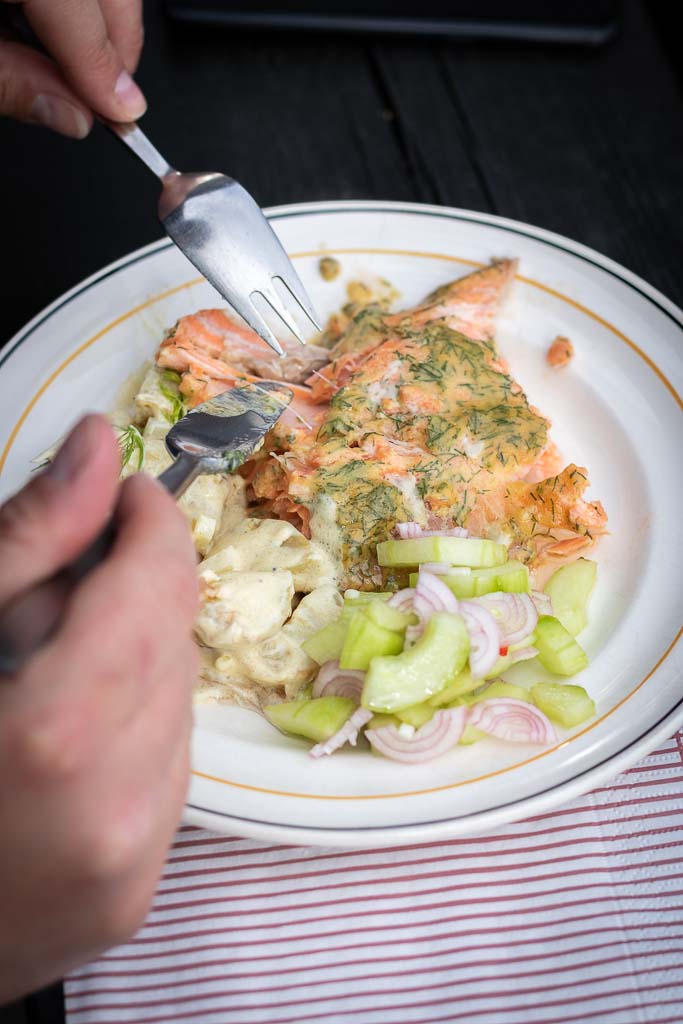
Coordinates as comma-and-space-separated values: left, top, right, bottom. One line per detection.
65, 733, 683, 1024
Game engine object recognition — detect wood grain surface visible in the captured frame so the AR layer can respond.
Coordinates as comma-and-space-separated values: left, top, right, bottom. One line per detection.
0, 0, 681, 349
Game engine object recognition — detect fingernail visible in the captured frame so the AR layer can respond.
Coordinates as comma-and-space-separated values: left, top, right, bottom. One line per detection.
46, 417, 100, 483
31, 95, 90, 140
114, 70, 147, 119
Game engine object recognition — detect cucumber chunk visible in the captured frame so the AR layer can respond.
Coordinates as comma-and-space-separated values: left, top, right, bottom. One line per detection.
486, 653, 512, 679
486, 635, 537, 678
339, 609, 404, 671
471, 560, 530, 596
362, 612, 470, 712
428, 667, 477, 706
367, 712, 402, 730
533, 615, 588, 676
395, 703, 436, 728
544, 558, 597, 637
408, 560, 528, 598
377, 537, 507, 569
409, 569, 475, 598
531, 682, 596, 727
365, 599, 415, 632
458, 724, 487, 745
302, 617, 349, 665
465, 680, 532, 705
343, 590, 392, 607
264, 697, 356, 742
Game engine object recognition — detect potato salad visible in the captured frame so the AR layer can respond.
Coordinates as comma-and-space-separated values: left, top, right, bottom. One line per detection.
112, 363, 343, 712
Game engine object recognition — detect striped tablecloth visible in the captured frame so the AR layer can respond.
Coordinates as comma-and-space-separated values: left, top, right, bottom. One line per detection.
66, 733, 683, 1024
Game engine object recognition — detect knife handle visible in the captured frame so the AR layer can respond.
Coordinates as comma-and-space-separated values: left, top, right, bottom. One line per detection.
0, 455, 199, 676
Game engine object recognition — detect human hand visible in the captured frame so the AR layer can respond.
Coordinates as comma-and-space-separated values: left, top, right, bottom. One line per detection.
0, 415, 199, 1002
0, 0, 147, 138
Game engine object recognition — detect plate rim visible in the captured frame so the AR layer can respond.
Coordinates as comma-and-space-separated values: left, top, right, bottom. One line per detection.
184, 699, 683, 847
2, 199, 682, 846
2, 200, 682, 371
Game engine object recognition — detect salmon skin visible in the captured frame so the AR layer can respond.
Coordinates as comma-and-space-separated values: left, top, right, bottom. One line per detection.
155, 260, 607, 589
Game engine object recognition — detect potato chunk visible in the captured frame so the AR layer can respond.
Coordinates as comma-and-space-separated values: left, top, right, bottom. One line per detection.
196, 570, 294, 648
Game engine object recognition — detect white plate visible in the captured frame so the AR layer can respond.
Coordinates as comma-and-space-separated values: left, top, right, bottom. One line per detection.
1, 201, 682, 848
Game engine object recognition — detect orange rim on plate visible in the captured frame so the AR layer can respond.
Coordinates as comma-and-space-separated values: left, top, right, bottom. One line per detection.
1, 243, 681, 802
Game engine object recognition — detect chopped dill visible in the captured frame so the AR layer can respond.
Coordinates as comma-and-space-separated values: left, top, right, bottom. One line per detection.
159, 370, 186, 424
117, 424, 145, 471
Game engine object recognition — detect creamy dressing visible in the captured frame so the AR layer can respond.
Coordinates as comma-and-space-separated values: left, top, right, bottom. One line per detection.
460, 434, 485, 459
309, 494, 344, 577
366, 359, 403, 406
367, 379, 398, 405
384, 472, 428, 524
279, 314, 549, 587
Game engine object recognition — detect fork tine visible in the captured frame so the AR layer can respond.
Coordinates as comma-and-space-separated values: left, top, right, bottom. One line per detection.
274, 274, 323, 334
227, 294, 285, 356
256, 287, 307, 347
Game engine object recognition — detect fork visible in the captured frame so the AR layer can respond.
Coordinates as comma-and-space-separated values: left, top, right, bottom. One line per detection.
107, 121, 320, 355
0, 0, 318, 356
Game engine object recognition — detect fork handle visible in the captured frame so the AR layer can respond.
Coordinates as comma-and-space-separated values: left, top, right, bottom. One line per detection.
0, 454, 200, 675
105, 121, 175, 181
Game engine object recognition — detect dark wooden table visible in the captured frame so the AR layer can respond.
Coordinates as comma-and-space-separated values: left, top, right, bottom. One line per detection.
1, 1, 681, 1020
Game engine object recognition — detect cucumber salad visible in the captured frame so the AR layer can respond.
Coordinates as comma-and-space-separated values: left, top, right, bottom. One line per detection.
265, 524, 597, 763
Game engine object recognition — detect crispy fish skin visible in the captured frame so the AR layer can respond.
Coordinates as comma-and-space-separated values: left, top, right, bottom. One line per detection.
467, 464, 607, 561
384, 258, 517, 340
307, 260, 517, 404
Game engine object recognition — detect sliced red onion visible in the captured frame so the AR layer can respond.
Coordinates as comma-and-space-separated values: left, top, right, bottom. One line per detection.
312, 661, 365, 702
394, 522, 468, 539
394, 522, 424, 539
365, 707, 467, 763
508, 646, 538, 664
309, 707, 373, 758
476, 592, 538, 646
459, 600, 501, 679
532, 590, 553, 616
407, 571, 461, 644
467, 698, 558, 745
387, 588, 416, 614
414, 571, 460, 620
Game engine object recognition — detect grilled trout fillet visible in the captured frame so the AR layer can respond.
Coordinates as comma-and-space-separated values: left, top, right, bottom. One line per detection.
156, 260, 607, 589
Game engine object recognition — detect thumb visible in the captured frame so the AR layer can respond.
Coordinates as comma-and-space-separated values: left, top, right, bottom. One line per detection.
24, 0, 147, 124
0, 40, 92, 137
0, 415, 121, 608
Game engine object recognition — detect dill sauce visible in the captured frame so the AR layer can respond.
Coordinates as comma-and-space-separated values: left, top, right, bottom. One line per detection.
282, 321, 548, 589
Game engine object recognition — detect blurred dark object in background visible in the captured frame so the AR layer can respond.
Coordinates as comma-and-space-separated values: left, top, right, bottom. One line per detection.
165, 0, 621, 45
644, 0, 682, 84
